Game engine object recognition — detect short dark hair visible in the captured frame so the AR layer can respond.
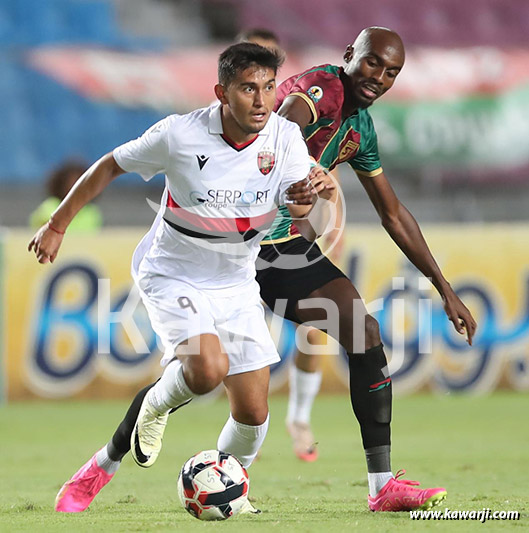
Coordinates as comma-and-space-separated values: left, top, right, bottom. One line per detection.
218, 42, 284, 87
236, 28, 280, 45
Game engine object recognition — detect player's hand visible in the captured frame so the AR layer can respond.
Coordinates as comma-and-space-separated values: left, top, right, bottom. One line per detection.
286, 167, 335, 205
27, 223, 65, 264
441, 286, 477, 345
286, 177, 311, 204
309, 166, 336, 201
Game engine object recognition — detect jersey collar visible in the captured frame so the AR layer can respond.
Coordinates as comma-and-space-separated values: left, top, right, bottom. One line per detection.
338, 67, 359, 119
208, 103, 271, 137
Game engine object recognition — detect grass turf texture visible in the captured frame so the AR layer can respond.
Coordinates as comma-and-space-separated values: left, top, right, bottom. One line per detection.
1, 393, 527, 532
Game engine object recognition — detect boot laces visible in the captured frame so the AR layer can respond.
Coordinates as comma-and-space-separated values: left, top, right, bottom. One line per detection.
394, 469, 420, 487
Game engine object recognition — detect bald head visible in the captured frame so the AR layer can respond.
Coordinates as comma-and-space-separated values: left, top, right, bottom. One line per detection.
353, 27, 405, 62
342, 27, 405, 111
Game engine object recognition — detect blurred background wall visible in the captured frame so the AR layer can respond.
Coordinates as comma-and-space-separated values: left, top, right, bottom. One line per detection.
2, 0, 529, 225
2, 0, 529, 400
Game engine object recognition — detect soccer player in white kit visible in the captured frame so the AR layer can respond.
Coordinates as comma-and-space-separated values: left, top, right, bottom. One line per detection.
28, 43, 336, 513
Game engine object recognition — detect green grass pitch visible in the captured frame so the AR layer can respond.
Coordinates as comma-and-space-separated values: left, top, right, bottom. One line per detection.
1, 393, 528, 532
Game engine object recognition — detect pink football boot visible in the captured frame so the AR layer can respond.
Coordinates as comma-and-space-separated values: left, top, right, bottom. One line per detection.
368, 469, 447, 512
55, 452, 114, 512
286, 421, 319, 462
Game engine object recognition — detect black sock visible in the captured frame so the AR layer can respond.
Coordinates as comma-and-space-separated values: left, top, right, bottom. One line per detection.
365, 445, 391, 473
107, 382, 157, 461
348, 344, 392, 473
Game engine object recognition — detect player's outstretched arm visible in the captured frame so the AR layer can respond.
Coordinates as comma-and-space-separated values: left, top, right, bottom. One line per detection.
28, 153, 125, 264
358, 170, 477, 345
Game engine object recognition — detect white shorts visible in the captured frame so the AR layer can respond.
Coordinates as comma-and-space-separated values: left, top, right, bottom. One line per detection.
136, 274, 280, 376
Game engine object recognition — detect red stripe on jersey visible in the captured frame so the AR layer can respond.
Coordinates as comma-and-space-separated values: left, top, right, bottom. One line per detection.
236, 217, 251, 233
166, 191, 277, 235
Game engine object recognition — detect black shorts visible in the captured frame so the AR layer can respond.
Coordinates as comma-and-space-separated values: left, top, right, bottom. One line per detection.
256, 236, 347, 323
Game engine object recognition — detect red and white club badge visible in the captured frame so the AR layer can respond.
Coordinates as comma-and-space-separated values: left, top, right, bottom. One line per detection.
257, 150, 275, 175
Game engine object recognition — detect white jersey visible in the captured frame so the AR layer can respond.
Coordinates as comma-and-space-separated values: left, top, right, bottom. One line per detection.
114, 104, 310, 291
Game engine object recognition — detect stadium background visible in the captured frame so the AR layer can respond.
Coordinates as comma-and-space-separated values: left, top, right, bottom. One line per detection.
1, 1, 528, 529
2, 0, 529, 401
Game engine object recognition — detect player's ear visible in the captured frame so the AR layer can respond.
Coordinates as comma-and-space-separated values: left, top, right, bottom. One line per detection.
343, 44, 354, 63
214, 83, 228, 105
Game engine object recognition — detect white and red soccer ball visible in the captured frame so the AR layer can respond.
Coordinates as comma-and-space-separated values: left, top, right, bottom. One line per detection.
177, 450, 249, 521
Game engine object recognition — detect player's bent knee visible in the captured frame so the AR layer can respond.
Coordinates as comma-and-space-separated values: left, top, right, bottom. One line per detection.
186, 352, 228, 394
364, 315, 381, 349
188, 367, 225, 394
233, 408, 269, 427
339, 311, 381, 353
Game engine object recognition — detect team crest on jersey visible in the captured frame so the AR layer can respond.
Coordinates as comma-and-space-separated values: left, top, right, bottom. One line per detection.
257, 150, 275, 175
339, 140, 360, 161
307, 86, 323, 103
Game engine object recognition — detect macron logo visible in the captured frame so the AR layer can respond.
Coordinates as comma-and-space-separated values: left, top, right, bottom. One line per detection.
196, 155, 210, 170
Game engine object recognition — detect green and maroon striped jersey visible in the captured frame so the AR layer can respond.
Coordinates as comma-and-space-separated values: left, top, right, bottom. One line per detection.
262, 64, 383, 243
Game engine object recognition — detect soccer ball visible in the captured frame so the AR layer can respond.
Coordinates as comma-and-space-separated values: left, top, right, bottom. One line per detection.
177, 450, 249, 520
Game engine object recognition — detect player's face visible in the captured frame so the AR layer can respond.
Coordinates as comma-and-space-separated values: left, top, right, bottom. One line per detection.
343, 38, 404, 109
217, 66, 276, 141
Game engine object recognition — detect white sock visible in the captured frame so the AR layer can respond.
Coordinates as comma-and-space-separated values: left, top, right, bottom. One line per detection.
217, 414, 270, 469
368, 472, 393, 497
95, 446, 121, 475
149, 359, 195, 414
286, 365, 322, 425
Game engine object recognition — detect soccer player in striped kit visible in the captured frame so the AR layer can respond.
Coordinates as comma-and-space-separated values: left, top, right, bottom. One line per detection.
29, 42, 336, 514
256, 27, 477, 511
